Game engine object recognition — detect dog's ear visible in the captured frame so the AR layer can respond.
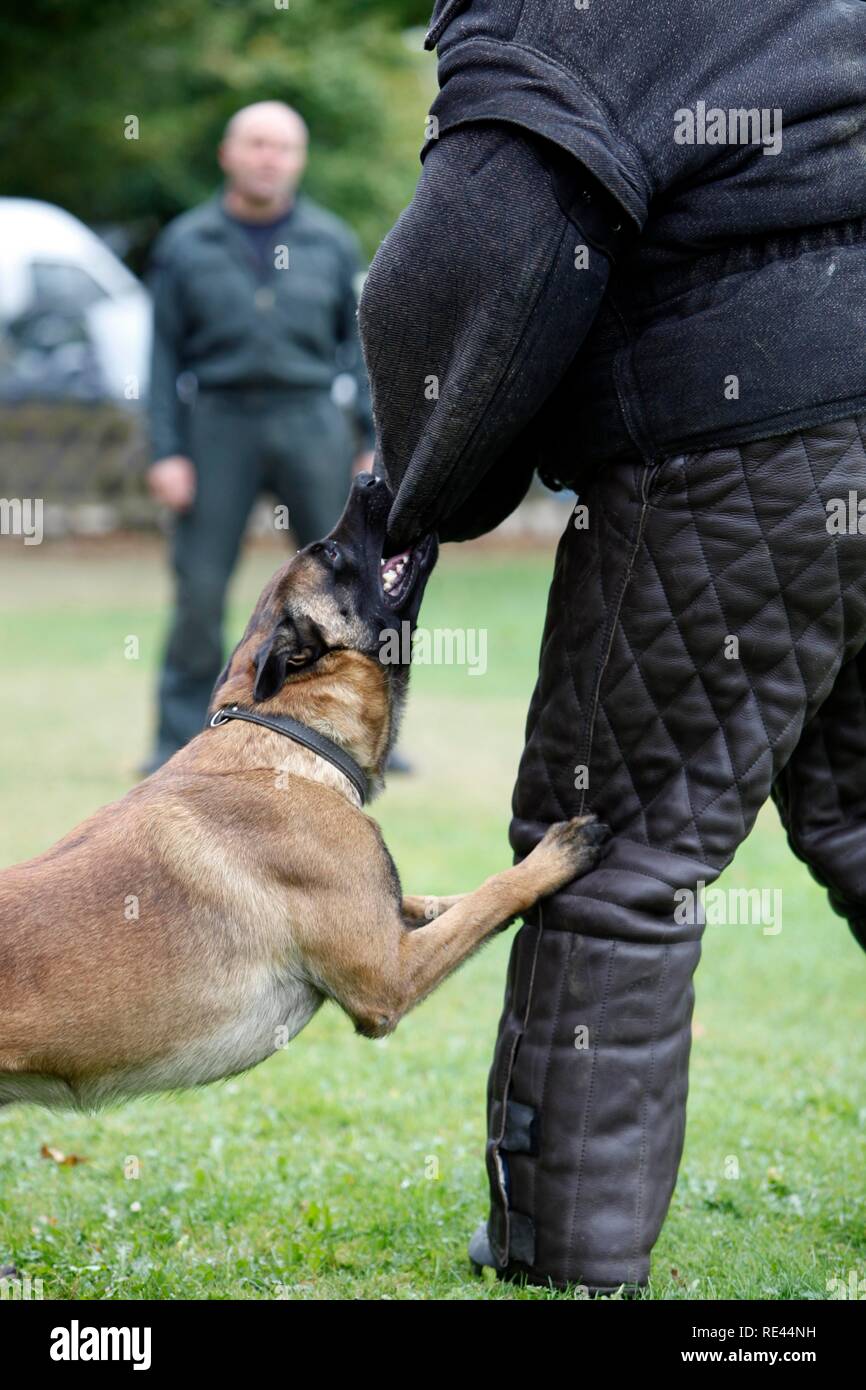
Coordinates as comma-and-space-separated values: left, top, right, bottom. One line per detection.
252, 614, 327, 702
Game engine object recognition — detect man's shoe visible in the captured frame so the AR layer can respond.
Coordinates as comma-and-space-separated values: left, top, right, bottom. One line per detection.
468, 1219, 646, 1295
468, 1220, 497, 1274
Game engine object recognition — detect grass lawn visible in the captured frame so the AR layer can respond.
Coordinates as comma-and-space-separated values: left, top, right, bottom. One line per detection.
0, 530, 864, 1301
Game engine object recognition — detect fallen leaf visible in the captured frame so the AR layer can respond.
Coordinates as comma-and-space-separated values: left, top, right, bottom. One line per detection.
40, 1144, 87, 1166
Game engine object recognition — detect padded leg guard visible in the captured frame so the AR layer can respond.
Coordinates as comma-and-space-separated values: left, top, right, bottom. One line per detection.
771, 646, 866, 955
484, 905, 700, 1293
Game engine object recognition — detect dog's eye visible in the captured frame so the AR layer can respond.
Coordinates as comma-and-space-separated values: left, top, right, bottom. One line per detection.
310, 540, 340, 563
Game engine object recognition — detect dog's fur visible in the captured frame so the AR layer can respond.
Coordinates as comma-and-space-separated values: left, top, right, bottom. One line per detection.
0, 475, 605, 1114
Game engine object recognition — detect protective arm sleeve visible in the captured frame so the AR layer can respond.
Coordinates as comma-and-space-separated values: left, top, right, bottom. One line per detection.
357, 121, 620, 549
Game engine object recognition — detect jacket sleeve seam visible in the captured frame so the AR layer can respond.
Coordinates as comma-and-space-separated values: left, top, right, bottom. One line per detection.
438, 34, 654, 204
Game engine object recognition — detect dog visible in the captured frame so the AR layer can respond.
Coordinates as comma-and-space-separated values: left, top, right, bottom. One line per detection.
0, 473, 607, 1113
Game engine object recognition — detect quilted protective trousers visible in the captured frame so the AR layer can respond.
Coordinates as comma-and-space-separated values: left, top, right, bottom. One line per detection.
484, 414, 866, 1293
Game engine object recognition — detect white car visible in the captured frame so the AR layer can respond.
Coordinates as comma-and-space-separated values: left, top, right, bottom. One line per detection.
0, 197, 151, 403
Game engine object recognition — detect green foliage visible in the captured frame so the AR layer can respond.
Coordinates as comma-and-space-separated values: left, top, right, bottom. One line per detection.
0, 0, 437, 261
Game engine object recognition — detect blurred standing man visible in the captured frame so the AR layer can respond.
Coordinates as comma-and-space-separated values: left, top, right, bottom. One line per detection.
142, 100, 375, 773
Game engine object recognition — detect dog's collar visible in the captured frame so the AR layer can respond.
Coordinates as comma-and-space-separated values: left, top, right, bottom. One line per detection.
208, 704, 370, 806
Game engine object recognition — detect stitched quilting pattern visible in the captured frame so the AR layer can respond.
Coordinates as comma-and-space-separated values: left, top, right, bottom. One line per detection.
512, 416, 866, 878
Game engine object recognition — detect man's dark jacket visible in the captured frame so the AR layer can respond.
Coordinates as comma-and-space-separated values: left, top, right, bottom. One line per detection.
421, 0, 866, 478
147, 192, 375, 461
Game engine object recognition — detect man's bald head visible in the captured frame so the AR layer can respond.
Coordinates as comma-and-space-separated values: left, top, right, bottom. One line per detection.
222, 101, 308, 146
219, 100, 309, 218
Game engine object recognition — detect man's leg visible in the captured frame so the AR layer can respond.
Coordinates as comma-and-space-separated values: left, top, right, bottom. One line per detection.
264, 389, 355, 548
772, 649, 866, 953
477, 415, 866, 1293
150, 394, 263, 765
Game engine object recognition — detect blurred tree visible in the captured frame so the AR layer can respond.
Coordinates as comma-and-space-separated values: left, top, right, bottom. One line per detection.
0, 0, 436, 265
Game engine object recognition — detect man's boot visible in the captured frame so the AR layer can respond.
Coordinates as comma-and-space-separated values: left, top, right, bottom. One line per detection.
470, 880, 701, 1293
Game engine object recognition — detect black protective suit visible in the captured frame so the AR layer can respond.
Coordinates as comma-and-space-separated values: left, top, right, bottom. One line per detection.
357, 0, 866, 1293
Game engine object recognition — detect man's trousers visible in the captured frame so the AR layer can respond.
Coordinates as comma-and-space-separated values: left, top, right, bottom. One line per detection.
152, 386, 355, 763
483, 413, 866, 1293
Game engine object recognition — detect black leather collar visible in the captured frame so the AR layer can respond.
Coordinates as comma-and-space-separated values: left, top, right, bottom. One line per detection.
208, 704, 370, 805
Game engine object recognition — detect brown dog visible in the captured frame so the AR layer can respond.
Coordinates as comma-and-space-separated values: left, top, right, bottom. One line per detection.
0, 474, 606, 1113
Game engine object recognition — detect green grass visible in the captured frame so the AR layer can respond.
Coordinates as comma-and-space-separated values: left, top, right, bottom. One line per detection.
0, 533, 864, 1301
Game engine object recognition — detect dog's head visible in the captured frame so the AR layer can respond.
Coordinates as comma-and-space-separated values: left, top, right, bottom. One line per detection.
209, 473, 438, 784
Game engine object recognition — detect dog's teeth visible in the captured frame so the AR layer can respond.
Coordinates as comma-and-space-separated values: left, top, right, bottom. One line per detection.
381, 553, 410, 595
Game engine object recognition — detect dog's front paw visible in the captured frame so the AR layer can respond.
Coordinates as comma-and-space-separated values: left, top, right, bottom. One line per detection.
533, 813, 610, 893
